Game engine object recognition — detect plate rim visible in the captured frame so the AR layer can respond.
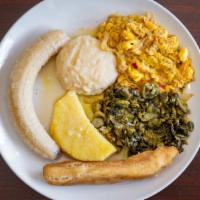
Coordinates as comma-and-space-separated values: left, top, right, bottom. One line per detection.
0, 0, 199, 199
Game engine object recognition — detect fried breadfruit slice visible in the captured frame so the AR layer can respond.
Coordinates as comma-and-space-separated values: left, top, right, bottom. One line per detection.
43, 146, 178, 185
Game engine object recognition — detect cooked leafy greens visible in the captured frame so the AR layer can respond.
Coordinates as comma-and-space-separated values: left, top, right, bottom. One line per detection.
92, 83, 194, 156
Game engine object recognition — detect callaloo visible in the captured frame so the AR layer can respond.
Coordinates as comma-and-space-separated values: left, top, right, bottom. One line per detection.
92, 83, 194, 156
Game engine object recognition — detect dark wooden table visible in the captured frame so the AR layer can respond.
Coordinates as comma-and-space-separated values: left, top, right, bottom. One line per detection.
0, 0, 199, 199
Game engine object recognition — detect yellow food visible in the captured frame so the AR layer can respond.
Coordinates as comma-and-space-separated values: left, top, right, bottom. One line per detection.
78, 94, 103, 121
179, 47, 188, 62
50, 91, 116, 161
78, 96, 94, 121
127, 66, 144, 82
96, 14, 194, 90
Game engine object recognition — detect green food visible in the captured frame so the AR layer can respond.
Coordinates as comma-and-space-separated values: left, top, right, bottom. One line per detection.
93, 83, 194, 155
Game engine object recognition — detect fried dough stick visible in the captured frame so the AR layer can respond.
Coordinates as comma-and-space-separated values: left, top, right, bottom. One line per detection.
43, 146, 178, 185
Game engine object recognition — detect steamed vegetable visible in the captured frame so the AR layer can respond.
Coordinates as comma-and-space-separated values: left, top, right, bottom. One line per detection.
93, 83, 194, 155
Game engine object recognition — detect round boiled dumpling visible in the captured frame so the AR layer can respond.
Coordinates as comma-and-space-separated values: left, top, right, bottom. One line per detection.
56, 35, 118, 95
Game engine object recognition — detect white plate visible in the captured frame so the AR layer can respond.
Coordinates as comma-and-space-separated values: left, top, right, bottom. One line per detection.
0, 0, 200, 199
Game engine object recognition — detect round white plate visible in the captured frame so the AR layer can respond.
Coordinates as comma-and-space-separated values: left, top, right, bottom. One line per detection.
0, 0, 199, 199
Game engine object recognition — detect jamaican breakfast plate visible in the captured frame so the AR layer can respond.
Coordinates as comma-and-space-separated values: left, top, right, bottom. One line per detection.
0, 0, 200, 199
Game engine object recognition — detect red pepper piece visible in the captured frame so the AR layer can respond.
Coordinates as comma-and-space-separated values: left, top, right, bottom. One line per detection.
131, 63, 137, 69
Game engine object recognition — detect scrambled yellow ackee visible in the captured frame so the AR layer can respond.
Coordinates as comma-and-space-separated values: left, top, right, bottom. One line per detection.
95, 13, 194, 91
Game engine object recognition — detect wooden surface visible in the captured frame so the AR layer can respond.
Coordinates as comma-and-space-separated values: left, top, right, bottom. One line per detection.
0, 0, 199, 199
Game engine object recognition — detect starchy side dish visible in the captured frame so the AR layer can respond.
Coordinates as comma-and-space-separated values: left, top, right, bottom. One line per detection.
9, 30, 69, 159
9, 13, 194, 185
50, 90, 116, 161
56, 35, 118, 95
43, 146, 178, 185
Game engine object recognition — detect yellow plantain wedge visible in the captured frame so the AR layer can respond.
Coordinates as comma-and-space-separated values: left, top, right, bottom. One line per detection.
9, 30, 69, 160
43, 146, 178, 185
